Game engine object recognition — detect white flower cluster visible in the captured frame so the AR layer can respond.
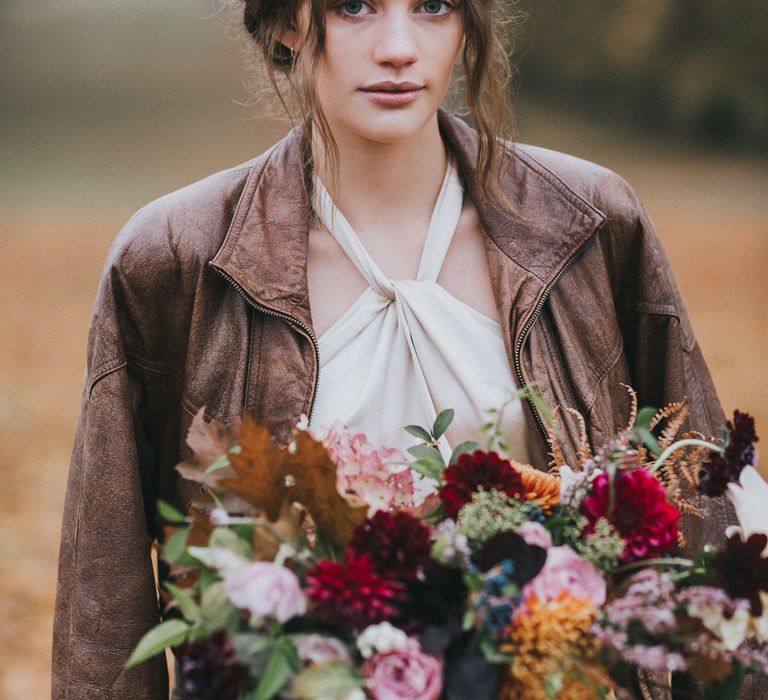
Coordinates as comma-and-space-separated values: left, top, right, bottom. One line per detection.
431, 518, 471, 567
356, 622, 408, 659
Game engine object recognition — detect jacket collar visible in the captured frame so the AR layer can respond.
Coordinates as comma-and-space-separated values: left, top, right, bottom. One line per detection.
210, 109, 606, 336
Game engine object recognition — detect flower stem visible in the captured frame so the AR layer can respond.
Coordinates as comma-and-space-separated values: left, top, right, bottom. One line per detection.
649, 439, 723, 475
616, 557, 693, 575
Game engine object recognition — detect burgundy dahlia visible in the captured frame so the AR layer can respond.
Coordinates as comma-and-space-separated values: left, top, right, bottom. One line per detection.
439, 450, 525, 519
176, 630, 248, 700
713, 532, 768, 616
349, 511, 432, 579
306, 554, 404, 630
699, 410, 759, 497
581, 467, 680, 564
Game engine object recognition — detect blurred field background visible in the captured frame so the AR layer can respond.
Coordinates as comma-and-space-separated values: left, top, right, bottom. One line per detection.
1, 0, 766, 697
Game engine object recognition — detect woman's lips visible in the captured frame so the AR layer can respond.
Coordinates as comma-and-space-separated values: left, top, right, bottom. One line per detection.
359, 85, 424, 106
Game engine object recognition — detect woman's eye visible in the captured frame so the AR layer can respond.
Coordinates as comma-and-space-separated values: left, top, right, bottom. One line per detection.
418, 0, 453, 15
335, 1, 370, 16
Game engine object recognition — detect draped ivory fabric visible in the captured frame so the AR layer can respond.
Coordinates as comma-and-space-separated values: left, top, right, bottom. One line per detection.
308, 160, 531, 469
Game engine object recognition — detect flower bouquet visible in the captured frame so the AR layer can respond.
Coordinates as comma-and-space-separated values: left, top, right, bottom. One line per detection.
126, 392, 768, 700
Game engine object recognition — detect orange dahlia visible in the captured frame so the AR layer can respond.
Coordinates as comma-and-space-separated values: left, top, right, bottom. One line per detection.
513, 461, 561, 513
499, 592, 603, 700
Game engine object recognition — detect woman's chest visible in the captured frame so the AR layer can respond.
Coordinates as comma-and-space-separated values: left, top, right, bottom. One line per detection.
305, 196, 502, 338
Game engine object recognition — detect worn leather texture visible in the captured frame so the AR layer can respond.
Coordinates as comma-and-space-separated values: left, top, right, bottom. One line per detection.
53, 110, 762, 699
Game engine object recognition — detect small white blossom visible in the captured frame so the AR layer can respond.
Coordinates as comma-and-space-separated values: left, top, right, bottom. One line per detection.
356, 622, 408, 659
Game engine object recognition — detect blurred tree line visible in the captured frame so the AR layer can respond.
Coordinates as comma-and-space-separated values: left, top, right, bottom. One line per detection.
516, 0, 768, 152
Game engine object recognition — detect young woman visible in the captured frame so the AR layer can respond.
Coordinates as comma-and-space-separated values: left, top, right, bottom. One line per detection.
53, 1, 751, 698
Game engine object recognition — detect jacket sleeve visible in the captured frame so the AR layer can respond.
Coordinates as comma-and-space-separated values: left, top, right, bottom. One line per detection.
53, 248, 169, 698
613, 189, 768, 700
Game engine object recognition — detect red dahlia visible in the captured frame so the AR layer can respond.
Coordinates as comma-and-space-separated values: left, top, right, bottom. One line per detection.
581, 467, 680, 564
349, 511, 432, 579
439, 450, 525, 519
306, 554, 404, 630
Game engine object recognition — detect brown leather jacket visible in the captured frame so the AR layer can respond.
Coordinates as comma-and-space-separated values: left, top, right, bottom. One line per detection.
53, 110, 758, 699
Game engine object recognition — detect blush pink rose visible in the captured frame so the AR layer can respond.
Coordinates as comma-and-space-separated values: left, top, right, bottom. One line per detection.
522, 545, 606, 608
223, 562, 307, 623
516, 521, 553, 549
293, 634, 351, 665
363, 637, 443, 700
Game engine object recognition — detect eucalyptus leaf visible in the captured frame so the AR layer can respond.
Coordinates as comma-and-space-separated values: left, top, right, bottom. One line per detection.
163, 528, 190, 564
164, 582, 202, 625
405, 424, 433, 442
409, 460, 443, 481
432, 409, 455, 440
450, 440, 479, 465
157, 500, 188, 524
124, 619, 191, 669
407, 444, 445, 466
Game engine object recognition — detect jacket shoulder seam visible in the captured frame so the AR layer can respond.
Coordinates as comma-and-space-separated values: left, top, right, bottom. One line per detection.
509, 144, 607, 221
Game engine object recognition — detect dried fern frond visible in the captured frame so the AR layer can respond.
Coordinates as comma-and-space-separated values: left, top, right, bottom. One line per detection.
648, 398, 689, 449
620, 383, 638, 433
546, 406, 570, 471
563, 406, 593, 465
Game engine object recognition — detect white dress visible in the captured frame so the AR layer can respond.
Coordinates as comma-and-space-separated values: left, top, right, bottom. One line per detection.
308, 159, 531, 468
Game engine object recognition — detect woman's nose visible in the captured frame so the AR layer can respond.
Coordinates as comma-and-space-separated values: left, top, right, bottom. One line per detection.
372, 13, 419, 67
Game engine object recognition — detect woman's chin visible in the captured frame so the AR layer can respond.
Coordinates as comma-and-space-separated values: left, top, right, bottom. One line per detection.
339, 106, 439, 147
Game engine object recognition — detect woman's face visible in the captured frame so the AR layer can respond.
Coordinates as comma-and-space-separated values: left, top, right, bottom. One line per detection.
307, 0, 465, 146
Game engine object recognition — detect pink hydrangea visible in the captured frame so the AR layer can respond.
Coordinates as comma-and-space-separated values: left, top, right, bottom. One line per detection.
363, 637, 443, 700
325, 422, 415, 514
222, 562, 306, 623
522, 545, 606, 608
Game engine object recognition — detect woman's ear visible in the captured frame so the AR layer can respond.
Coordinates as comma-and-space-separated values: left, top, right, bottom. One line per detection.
273, 26, 299, 54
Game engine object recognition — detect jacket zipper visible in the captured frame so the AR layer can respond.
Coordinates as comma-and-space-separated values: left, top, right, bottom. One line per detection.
212, 266, 321, 423
513, 228, 602, 447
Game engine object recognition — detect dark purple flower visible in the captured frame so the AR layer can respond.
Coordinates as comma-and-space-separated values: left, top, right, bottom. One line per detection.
176, 630, 248, 700
699, 410, 759, 497
713, 532, 768, 616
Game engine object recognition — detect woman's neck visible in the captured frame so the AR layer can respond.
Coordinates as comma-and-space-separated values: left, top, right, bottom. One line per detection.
311, 113, 450, 238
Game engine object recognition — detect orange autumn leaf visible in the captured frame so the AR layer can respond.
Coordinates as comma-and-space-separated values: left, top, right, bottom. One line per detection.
288, 430, 368, 544
220, 413, 292, 521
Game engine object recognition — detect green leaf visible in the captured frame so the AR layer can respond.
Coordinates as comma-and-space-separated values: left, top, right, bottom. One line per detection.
632, 426, 661, 456
253, 645, 294, 700
432, 409, 455, 440
292, 661, 363, 700
124, 619, 191, 669
409, 459, 443, 481
157, 500, 189, 524
404, 424, 433, 442
164, 582, 202, 625
521, 387, 557, 429
163, 528, 190, 564
407, 444, 445, 466
200, 581, 235, 632
704, 665, 747, 700
314, 527, 346, 562
634, 406, 658, 429
210, 526, 252, 559
205, 453, 231, 474
450, 440, 479, 465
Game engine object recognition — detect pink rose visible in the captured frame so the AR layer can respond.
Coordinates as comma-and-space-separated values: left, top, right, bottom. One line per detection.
223, 561, 307, 623
363, 637, 442, 700
522, 545, 606, 608
294, 634, 351, 665
516, 521, 553, 549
